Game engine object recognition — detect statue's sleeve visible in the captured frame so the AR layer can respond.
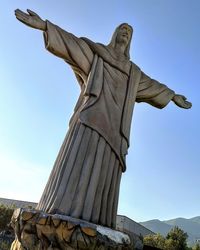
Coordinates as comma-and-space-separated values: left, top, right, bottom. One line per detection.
43, 21, 94, 83
136, 72, 175, 109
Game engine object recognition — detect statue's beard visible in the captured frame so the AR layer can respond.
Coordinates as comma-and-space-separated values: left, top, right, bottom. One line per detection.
116, 36, 129, 46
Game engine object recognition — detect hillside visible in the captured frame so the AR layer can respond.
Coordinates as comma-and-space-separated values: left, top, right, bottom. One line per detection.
140, 216, 200, 246
140, 219, 173, 236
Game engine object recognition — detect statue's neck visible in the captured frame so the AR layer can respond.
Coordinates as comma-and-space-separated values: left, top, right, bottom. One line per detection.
114, 43, 126, 55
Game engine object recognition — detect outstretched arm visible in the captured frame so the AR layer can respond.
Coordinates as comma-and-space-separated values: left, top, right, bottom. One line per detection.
15, 9, 94, 85
136, 72, 192, 109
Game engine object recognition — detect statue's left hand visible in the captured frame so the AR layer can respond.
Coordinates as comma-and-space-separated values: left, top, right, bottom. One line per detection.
172, 94, 192, 109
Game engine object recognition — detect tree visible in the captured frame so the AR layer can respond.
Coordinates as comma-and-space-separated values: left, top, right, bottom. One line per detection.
144, 226, 189, 250
143, 233, 166, 249
166, 226, 188, 250
193, 243, 200, 250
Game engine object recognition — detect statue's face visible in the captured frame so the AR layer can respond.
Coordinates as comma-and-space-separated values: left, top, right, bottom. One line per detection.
116, 24, 132, 46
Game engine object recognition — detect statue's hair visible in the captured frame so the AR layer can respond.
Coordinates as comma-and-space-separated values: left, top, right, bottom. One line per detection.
108, 23, 133, 59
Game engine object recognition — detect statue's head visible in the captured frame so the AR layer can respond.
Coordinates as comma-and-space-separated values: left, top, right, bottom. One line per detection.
108, 23, 133, 59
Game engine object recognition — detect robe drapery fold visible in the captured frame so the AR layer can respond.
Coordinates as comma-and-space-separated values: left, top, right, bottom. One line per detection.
37, 21, 175, 228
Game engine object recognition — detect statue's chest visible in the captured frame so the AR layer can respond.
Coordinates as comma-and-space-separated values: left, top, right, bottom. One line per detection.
103, 62, 128, 109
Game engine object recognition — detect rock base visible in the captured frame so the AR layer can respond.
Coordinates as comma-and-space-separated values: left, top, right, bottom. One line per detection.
10, 208, 133, 250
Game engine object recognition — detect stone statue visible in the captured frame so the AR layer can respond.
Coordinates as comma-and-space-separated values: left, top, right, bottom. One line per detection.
15, 9, 192, 229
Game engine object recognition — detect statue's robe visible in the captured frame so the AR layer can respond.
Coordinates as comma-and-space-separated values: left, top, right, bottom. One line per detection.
36, 21, 175, 228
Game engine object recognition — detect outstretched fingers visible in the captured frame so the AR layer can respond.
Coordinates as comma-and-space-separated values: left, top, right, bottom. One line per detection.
182, 96, 192, 109
173, 94, 192, 109
15, 9, 30, 22
15, 8, 45, 30
27, 9, 39, 17
184, 100, 192, 109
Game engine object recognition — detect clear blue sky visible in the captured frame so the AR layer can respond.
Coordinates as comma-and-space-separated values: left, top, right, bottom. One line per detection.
0, 0, 199, 222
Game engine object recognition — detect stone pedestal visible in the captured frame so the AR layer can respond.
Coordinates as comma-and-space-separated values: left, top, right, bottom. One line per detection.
10, 208, 133, 250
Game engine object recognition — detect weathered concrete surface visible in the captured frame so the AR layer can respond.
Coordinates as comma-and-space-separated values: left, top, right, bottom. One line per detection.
11, 208, 133, 250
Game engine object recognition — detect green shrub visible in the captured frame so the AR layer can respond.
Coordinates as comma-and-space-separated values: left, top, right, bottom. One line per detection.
0, 204, 14, 231
0, 241, 11, 250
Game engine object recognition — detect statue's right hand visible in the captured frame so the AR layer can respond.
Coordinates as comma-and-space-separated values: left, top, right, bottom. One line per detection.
15, 9, 46, 31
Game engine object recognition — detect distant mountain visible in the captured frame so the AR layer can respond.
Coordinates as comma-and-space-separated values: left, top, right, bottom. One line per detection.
164, 217, 200, 237
140, 219, 173, 236
188, 216, 200, 224
140, 217, 200, 247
